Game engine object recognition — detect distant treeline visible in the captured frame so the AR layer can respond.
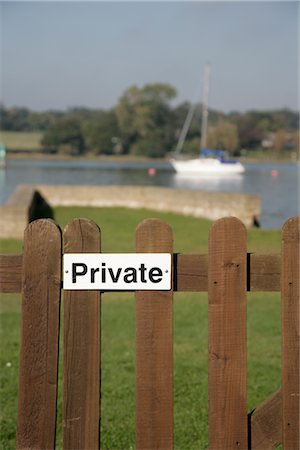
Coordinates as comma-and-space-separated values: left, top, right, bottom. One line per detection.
1, 83, 299, 157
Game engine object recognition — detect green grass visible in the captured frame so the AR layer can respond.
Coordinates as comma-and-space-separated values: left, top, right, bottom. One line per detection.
0, 239, 22, 254
0, 131, 43, 152
0, 207, 282, 449
0, 206, 281, 255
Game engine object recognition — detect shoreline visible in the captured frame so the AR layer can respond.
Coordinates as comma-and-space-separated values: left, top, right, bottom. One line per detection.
6, 151, 165, 163
5, 150, 299, 165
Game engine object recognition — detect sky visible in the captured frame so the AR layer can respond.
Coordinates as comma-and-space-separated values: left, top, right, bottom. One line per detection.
1, 1, 299, 113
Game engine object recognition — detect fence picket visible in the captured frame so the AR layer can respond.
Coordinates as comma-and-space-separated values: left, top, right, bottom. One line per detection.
208, 217, 248, 449
8, 215, 299, 449
16, 219, 61, 450
63, 219, 101, 450
135, 219, 173, 450
281, 217, 299, 450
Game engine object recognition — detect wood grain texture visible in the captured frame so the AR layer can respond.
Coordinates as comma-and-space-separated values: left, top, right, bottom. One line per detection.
0, 254, 22, 293
208, 217, 248, 450
0, 253, 282, 294
63, 219, 101, 450
16, 219, 62, 450
248, 253, 280, 292
175, 253, 208, 291
135, 219, 173, 450
175, 253, 280, 292
281, 217, 299, 450
249, 389, 282, 449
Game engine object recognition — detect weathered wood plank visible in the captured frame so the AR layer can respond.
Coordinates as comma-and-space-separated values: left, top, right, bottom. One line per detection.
0, 253, 282, 293
135, 219, 173, 450
63, 219, 101, 450
176, 253, 280, 292
249, 389, 282, 449
16, 219, 61, 450
175, 253, 208, 291
208, 217, 248, 449
0, 254, 22, 293
281, 217, 299, 450
248, 253, 280, 292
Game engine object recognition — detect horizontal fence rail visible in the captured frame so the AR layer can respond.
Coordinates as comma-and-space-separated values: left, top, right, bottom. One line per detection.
0, 253, 281, 294
0, 216, 298, 450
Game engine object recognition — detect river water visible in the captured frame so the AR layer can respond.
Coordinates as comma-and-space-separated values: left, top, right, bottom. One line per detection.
0, 159, 299, 229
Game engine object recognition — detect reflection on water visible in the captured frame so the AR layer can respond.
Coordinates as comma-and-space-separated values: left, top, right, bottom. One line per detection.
0, 159, 299, 229
172, 172, 244, 192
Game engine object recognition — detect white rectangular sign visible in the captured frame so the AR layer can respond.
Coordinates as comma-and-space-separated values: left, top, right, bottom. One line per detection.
63, 253, 171, 290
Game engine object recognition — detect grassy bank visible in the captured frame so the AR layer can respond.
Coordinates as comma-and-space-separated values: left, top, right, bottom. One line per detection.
0, 206, 282, 255
0, 131, 43, 152
0, 207, 282, 449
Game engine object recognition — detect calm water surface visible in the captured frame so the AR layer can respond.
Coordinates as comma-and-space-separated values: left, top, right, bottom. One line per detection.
0, 159, 299, 229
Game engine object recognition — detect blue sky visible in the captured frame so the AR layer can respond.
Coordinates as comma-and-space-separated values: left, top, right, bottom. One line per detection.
1, 1, 298, 113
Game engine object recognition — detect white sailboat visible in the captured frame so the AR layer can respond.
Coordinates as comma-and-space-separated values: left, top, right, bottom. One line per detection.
170, 65, 245, 176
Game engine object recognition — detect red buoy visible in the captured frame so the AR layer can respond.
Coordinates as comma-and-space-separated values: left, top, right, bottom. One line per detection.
148, 167, 156, 176
271, 169, 279, 177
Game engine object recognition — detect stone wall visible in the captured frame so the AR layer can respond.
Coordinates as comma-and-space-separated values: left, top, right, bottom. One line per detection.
0, 184, 260, 239
0, 185, 53, 239
38, 184, 260, 227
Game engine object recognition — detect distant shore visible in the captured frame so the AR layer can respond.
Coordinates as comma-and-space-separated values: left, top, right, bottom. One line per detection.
5, 151, 167, 164
5, 150, 298, 165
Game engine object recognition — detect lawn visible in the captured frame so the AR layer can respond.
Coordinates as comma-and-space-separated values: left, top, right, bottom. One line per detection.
0, 207, 282, 449
0, 131, 43, 152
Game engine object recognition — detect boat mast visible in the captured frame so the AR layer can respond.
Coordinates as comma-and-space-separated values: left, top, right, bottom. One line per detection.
200, 64, 210, 150
174, 101, 197, 156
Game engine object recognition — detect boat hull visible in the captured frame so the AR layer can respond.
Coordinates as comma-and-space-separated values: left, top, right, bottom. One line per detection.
170, 158, 245, 175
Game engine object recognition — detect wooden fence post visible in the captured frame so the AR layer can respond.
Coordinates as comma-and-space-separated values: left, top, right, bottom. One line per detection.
208, 217, 248, 449
63, 219, 101, 450
135, 219, 173, 450
281, 217, 299, 450
16, 219, 62, 450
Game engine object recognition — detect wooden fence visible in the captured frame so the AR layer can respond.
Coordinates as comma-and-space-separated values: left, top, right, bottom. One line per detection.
0, 216, 299, 450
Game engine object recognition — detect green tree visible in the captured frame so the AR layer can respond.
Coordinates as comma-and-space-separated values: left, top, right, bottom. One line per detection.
291, 131, 299, 154
234, 113, 263, 149
41, 118, 85, 155
172, 102, 228, 155
0, 106, 31, 131
273, 129, 286, 155
207, 121, 239, 155
115, 83, 177, 156
83, 110, 120, 155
